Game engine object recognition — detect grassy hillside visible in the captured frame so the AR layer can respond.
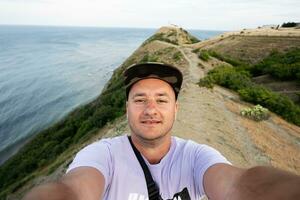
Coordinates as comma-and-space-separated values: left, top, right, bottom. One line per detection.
198, 48, 300, 126
202, 35, 300, 64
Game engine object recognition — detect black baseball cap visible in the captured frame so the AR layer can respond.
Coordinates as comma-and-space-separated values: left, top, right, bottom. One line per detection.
123, 62, 183, 100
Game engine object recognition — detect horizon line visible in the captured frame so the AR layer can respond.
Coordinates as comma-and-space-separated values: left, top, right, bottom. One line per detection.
0, 23, 232, 32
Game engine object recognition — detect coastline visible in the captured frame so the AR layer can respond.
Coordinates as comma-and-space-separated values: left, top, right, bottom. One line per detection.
0, 135, 33, 166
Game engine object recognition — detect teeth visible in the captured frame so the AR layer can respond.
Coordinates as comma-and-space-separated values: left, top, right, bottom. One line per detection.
142, 121, 160, 124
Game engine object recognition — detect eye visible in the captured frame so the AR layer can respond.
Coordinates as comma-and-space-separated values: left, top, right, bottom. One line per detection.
134, 99, 146, 104
157, 99, 168, 104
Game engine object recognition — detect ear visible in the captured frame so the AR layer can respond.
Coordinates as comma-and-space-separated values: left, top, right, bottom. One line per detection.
126, 101, 129, 119
175, 101, 179, 120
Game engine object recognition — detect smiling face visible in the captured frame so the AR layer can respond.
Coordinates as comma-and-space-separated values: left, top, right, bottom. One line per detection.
126, 78, 178, 142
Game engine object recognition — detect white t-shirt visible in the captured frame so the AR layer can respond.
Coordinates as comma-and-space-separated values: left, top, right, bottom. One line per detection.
67, 135, 230, 200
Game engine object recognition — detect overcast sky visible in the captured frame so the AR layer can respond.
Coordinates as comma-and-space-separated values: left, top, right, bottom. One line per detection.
0, 0, 299, 30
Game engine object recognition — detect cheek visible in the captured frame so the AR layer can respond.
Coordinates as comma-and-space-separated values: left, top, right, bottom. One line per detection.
127, 106, 141, 119
161, 107, 176, 118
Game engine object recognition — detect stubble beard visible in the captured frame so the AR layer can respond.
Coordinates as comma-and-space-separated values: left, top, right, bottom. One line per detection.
128, 119, 175, 146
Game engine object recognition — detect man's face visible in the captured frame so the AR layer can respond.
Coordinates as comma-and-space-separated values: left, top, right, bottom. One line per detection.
126, 78, 178, 141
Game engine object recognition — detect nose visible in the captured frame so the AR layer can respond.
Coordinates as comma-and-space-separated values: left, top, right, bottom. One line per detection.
143, 99, 158, 116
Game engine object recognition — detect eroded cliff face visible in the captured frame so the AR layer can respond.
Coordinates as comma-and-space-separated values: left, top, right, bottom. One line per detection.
8, 26, 300, 200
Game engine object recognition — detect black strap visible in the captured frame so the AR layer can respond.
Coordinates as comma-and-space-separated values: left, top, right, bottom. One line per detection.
128, 136, 162, 200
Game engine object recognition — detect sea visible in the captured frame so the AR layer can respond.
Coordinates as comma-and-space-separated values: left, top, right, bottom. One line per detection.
0, 25, 225, 165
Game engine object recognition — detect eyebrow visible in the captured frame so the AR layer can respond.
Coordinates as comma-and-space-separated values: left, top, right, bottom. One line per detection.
156, 92, 170, 98
131, 92, 170, 99
132, 93, 146, 98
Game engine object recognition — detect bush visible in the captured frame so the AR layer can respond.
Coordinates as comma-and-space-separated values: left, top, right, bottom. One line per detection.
198, 75, 215, 88
238, 86, 300, 125
172, 51, 183, 61
251, 48, 300, 80
198, 50, 210, 61
281, 22, 298, 27
140, 53, 158, 62
198, 65, 253, 90
189, 35, 200, 44
199, 65, 300, 126
207, 50, 245, 67
241, 105, 270, 121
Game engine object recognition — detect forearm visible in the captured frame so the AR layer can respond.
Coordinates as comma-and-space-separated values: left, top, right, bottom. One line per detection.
227, 166, 300, 200
23, 181, 78, 200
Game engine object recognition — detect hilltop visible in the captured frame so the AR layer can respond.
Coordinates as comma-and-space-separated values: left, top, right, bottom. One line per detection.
2, 26, 300, 199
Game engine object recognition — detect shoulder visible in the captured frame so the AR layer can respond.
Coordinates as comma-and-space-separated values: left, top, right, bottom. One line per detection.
172, 137, 231, 195
172, 136, 230, 167
67, 135, 130, 172
66, 135, 131, 189
172, 136, 230, 172
84, 135, 129, 150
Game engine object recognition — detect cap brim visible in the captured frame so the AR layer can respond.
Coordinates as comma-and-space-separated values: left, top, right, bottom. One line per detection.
124, 62, 183, 99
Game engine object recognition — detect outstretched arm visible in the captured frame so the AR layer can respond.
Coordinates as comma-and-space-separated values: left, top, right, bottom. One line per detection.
23, 167, 105, 200
204, 164, 300, 200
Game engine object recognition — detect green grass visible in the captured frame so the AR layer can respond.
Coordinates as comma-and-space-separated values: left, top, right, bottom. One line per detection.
142, 33, 178, 46
140, 53, 158, 62
251, 48, 300, 81
192, 48, 211, 61
142, 28, 200, 46
172, 51, 183, 61
206, 50, 246, 67
189, 35, 200, 44
199, 48, 300, 126
198, 50, 210, 61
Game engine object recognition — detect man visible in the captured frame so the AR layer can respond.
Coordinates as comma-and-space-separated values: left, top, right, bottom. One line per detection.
24, 62, 300, 200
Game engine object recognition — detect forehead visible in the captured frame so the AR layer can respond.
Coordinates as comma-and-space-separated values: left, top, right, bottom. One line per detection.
129, 78, 175, 97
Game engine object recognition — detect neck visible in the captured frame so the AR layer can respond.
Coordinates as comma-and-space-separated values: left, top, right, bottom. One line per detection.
131, 134, 172, 164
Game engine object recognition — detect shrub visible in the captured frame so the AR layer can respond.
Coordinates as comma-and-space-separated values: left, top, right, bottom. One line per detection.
241, 105, 270, 121
207, 50, 246, 67
140, 53, 158, 62
199, 65, 300, 126
172, 51, 183, 61
281, 22, 298, 27
198, 65, 252, 90
251, 48, 300, 80
192, 48, 200, 53
198, 50, 210, 61
198, 75, 215, 88
189, 35, 200, 44
238, 86, 300, 125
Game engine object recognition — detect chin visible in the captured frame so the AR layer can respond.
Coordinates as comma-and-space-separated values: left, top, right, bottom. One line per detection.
137, 130, 170, 141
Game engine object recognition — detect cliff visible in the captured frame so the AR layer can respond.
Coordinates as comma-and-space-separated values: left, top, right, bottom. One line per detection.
2, 26, 300, 199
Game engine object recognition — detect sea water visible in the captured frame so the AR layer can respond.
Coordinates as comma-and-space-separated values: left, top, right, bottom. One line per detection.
0, 25, 224, 164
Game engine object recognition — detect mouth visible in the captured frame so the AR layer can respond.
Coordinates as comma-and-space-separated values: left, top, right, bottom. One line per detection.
140, 120, 162, 125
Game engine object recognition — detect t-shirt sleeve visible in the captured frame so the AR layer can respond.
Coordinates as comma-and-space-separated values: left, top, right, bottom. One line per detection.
66, 139, 113, 190
193, 143, 231, 196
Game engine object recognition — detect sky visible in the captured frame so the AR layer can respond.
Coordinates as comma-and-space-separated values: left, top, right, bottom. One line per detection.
0, 0, 299, 31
